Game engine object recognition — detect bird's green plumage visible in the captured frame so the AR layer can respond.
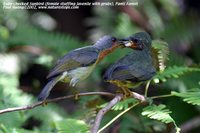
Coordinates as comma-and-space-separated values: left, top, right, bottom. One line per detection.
104, 32, 156, 89
38, 78, 59, 101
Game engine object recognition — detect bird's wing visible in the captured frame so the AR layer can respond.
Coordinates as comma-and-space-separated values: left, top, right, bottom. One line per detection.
107, 51, 156, 82
151, 40, 169, 72
47, 46, 99, 79
111, 65, 155, 82
109, 66, 134, 80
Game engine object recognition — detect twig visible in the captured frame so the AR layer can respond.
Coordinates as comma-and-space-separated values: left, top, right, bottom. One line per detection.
144, 80, 151, 97
132, 92, 146, 101
151, 94, 173, 99
91, 94, 123, 133
1, 89, 146, 133
0, 92, 114, 114
91, 92, 146, 133
98, 102, 140, 133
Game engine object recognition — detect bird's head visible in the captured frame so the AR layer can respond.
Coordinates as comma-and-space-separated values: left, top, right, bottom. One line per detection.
94, 35, 140, 51
93, 35, 140, 63
122, 32, 152, 50
94, 35, 123, 51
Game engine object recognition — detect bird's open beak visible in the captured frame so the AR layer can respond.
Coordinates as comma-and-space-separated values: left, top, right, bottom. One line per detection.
117, 39, 130, 48
118, 38, 143, 50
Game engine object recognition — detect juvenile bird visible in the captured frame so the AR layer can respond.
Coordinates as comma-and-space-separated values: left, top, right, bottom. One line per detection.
103, 32, 156, 97
38, 35, 135, 101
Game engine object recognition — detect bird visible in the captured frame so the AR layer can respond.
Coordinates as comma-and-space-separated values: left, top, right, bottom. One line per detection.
38, 35, 135, 101
103, 32, 157, 97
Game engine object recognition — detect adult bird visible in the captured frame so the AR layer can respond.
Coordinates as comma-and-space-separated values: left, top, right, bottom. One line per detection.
38, 35, 137, 101
103, 32, 157, 97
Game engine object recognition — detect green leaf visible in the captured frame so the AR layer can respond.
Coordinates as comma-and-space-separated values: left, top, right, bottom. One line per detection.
142, 104, 180, 133
153, 66, 200, 83
172, 89, 200, 106
112, 98, 138, 111
142, 104, 173, 123
99, 98, 138, 111
55, 119, 90, 133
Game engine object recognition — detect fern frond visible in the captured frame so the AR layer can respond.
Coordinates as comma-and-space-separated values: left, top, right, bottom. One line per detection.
8, 25, 82, 56
151, 40, 169, 72
172, 89, 200, 105
55, 119, 90, 133
153, 66, 200, 83
112, 98, 138, 111
80, 108, 97, 126
142, 104, 173, 123
142, 104, 180, 133
99, 98, 138, 111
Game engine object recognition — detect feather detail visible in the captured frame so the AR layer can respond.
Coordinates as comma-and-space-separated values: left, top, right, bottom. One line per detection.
38, 78, 59, 101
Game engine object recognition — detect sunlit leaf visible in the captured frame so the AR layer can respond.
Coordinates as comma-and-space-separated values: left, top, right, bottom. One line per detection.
55, 119, 90, 133
153, 66, 200, 83
112, 98, 138, 111
172, 89, 200, 106
142, 104, 180, 133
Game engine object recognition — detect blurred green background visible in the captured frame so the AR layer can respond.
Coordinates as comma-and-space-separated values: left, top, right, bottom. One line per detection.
1, 0, 200, 132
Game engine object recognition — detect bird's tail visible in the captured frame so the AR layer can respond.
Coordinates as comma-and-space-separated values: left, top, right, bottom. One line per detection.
38, 78, 58, 101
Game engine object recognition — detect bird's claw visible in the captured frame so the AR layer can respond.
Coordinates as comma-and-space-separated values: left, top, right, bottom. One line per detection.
74, 90, 80, 100
123, 91, 133, 100
75, 93, 79, 100
117, 88, 133, 100
41, 100, 48, 106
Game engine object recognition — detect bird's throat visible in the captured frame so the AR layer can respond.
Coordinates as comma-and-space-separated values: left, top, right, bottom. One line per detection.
97, 44, 120, 63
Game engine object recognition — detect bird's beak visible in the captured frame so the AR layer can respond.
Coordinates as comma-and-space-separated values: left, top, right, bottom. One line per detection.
117, 38, 130, 48
118, 38, 143, 50
129, 41, 143, 50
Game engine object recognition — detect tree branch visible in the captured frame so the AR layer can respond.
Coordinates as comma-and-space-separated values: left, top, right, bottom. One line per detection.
132, 92, 146, 102
91, 92, 145, 133
0, 90, 146, 133
0, 92, 114, 114
91, 94, 123, 133
98, 102, 140, 133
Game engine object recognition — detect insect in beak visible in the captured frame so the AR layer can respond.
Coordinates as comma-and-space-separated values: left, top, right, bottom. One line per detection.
118, 39, 130, 48
118, 38, 143, 50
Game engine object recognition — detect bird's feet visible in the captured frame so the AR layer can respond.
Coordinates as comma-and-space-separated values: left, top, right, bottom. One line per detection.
72, 89, 80, 100
116, 88, 133, 99
123, 89, 133, 99
41, 100, 48, 106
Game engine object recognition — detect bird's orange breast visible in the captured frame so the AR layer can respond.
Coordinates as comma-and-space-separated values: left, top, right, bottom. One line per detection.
97, 44, 120, 64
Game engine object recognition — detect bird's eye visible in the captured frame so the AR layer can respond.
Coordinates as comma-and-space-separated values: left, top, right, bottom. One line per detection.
133, 38, 139, 43
111, 37, 117, 42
